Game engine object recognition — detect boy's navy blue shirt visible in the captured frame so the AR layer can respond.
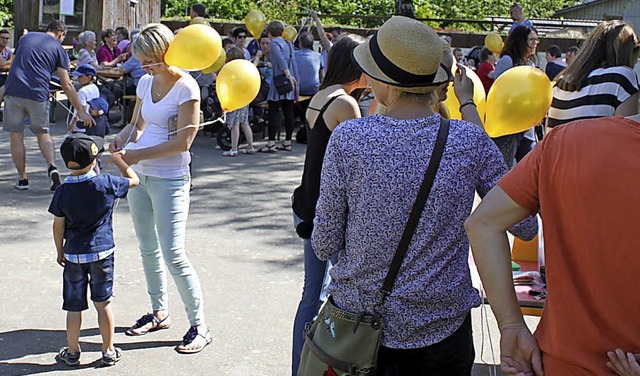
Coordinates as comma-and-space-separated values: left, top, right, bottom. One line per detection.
48, 172, 130, 255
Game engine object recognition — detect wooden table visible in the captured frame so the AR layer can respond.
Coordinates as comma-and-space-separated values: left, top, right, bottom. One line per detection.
96, 67, 125, 80
512, 260, 545, 316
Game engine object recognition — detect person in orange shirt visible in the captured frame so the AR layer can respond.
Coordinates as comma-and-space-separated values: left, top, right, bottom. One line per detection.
465, 114, 640, 375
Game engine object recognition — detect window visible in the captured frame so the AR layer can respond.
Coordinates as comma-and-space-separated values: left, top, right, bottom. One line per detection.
40, 0, 86, 29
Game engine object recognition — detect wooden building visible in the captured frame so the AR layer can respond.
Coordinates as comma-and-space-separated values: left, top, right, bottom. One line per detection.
555, 0, 634, 21
13, 0, 161, 43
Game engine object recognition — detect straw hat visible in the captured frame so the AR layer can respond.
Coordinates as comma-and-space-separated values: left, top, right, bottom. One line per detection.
353, 16, 452, 93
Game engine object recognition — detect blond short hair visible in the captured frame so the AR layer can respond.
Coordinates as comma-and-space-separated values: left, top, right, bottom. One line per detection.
132, 23, 174, 63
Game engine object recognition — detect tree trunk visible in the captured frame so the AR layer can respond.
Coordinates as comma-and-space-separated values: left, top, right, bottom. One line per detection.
395, 0, 416, 18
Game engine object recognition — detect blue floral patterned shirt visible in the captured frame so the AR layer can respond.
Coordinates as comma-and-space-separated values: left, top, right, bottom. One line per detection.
312, 114, 537, 348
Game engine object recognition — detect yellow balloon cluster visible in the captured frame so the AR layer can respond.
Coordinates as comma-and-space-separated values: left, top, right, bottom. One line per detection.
282, 26, 297, 42
484, 66, 552, 138
165, 24, 222, 71
216, 59, 261, 112
443, 65, 486, 121
245, 10, 266, 39
202, 49, 226, 74
485, 32, 504, 54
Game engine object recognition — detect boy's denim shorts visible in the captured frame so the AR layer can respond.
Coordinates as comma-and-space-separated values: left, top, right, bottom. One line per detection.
62, 253, 114, 312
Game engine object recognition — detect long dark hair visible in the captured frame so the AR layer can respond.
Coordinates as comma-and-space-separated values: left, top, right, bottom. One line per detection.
501, 25, 537, 66
320, 34, 366, 90
557, 20, 640, 92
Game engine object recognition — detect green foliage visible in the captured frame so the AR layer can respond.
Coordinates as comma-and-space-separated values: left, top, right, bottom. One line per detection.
0, 0, 13, 27
161, 0, 576, 31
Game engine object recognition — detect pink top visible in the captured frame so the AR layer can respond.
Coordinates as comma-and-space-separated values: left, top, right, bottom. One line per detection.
96, 45, 121, 64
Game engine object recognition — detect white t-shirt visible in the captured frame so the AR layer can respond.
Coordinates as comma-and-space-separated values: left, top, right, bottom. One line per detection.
71, 83, 100, 132
125, 73, 199, 179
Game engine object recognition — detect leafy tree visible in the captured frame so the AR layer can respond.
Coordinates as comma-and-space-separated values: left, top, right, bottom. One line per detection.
0, 0, 13, 27
161, 0, 575, 30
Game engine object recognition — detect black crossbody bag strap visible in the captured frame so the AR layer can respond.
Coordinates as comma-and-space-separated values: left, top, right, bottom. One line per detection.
377, 117, 450, 307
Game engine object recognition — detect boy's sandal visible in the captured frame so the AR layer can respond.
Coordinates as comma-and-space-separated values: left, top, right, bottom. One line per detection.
257, 144, 278, 153
241, 148, 256, 154
276, 143, 292, 151
125, 313, 170, 336
175, 326, 212, 354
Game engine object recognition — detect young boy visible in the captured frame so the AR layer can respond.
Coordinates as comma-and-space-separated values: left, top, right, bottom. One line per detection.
48, 133, 139, 367
81, 97, 111, 174
69, 64, 100, 133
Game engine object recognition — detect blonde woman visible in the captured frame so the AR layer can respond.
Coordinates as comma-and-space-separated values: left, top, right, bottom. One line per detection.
109, 23, 210, 354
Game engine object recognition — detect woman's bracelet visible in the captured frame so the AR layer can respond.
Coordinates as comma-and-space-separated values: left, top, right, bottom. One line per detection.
459, 99, 476, 112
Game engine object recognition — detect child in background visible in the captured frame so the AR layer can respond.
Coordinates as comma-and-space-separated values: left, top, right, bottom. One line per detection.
49, 134, 139, 367
222, 46, 255, 156
69, 64, 100, 133
73, 97, 111, 173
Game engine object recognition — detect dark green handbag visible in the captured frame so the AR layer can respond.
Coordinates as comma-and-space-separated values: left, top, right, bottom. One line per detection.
298, 118, 450, 376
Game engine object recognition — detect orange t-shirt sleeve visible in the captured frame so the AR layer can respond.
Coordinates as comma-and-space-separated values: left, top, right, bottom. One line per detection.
497, 138, 545, 215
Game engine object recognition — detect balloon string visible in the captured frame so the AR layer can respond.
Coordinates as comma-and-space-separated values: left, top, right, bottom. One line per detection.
166, 113, 226, 135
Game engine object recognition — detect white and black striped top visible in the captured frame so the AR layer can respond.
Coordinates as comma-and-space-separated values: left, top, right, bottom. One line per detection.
547, 66, 639, 128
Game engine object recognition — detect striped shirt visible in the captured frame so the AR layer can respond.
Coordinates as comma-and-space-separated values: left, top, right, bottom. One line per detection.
547, 66, 639, 128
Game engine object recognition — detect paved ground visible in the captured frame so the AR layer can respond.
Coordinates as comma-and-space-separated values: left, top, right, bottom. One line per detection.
0, 109, 539, 375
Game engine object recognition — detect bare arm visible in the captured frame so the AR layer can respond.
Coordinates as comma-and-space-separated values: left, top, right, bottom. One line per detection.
57, 66, 95, 126
53, 216, 65, 267
615, 92, 639, 116
109, 97, 146, 152
100, 53, 126, 68
465, 186, 543, 376
327, 95, 361, 131
311, 11, 332, 52
108, 153, 140, 188
454, 66, 484, 129
122, 99, 199, 165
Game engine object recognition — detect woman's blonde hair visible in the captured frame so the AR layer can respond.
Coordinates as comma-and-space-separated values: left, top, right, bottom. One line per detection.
557, 20, 640, 92
132, 23, 174, 63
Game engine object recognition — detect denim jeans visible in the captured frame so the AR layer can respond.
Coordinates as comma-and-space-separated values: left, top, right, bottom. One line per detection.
291, 212, 334, 376
127, 173, 205, 326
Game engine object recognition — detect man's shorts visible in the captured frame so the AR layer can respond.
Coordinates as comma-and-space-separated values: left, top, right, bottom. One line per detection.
62, 253, 114, 312
3, 96, 50, 134
226, 105, 249, 126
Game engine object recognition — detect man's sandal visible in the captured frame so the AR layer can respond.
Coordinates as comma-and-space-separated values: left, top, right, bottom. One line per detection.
125, 313, 170, 336
175, 326, 212, 354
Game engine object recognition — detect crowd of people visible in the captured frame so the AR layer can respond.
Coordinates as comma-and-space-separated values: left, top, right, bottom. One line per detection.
2, 1, 639, 374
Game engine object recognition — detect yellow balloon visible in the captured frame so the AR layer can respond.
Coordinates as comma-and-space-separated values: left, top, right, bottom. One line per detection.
165, 24, 222, 71
245, 10, 266, 39
485, 32, 504, 54
485, 66, 552, 138
443, 64, 486, 121
202, 49, 226, 74
189, 17, 210, 26
216, 59, 261, 112
282, 26, 296, 42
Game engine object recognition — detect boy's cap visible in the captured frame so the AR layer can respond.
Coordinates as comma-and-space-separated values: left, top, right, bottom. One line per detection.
60, 133, 104, 170
73, 64, 97, 77
88, 97, 109, 116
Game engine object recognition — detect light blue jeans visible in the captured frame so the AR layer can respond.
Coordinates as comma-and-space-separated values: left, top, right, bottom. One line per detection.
127, 172, 205, 326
